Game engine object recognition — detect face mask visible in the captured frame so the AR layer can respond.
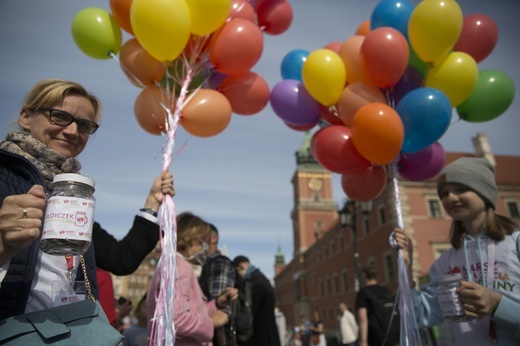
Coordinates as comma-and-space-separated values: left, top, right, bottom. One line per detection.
186, 241, 209, 266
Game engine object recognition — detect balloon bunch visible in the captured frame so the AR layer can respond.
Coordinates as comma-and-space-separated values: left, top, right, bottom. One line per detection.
71, 0, 295, 138
71, 1, 294, 345
270, 0, 515, 203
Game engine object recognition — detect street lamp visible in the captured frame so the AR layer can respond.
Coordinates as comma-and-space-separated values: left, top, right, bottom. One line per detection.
338, 199, 373, 293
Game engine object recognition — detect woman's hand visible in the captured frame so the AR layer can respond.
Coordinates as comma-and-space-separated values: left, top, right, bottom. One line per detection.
458, 281, 502, 319
143, 171, 174, 212
217, 287, 238, 309
0, 185, 46, 264
211, 309, 229, 328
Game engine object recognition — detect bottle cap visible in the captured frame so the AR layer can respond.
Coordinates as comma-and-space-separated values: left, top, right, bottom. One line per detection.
437, 273, 462, 283
53, 173, 95, 190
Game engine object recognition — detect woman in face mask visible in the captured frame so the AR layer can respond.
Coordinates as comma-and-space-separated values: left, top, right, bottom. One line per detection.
146, 212, 238, 346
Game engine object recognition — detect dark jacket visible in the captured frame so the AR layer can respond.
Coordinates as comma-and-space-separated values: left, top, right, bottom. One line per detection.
245, 268, 281, 346
0, 150, 160, 319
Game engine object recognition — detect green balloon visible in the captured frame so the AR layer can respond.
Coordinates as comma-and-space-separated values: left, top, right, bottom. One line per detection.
456, 69, 515, 122
408, 44, 429, 77
71, 7, 122, 60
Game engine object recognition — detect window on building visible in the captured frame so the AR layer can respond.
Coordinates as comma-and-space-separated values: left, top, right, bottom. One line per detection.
428, 198, 443, 218
363, 216, 370, 235
507, 201, 520, 218
333, 275, 339, 295
319, 279, 324, 297
378, 206, 386, 225
313, 192, 320, 202
314, 220, 323, 228
339, 234, 345, 250
330, 240, 335, 256
325, 277, 330, 296
342, 270, 349, 292
384, 253, 397, 282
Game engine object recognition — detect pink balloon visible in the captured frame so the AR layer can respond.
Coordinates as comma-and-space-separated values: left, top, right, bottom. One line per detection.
257, 0, 293, 35
398, 142, 446, 181
228, 0, 256, 23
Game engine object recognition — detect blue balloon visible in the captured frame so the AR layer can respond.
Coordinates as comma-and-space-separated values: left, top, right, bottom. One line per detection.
396, 87, 452, 153
370, 0, 414, 39
280, 49, 309, 82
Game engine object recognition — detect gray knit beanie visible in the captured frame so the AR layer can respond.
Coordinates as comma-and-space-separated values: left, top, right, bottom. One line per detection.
437, 157, 498, 209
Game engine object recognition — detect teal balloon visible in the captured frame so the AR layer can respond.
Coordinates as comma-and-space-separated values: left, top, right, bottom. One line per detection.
71, 7, 122, 60
457, 70, 515, 122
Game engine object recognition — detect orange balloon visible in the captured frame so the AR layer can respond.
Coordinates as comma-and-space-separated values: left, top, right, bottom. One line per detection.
351, 102, 404, 165
120, 38, 166, 87
337, 36, 373, 85
218, 71, 270, 115
337, 82, 387, 127
180, 89, 232, 137
134, 86, 168, 135
109, 0, 134, 35
355, 19, 370, 36
341, 165, 387, 201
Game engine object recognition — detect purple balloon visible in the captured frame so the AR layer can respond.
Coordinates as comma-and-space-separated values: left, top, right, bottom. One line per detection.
392, 66, 423, 106
270, 79, 321, 126
398, 142, 446, 181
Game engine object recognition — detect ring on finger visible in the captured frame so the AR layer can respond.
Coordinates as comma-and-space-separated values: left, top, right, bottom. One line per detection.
22, 208, 29, 219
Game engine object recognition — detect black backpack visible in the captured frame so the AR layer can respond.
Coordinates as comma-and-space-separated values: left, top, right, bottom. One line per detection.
365, 290, 400, 346
199, 255, 254, 345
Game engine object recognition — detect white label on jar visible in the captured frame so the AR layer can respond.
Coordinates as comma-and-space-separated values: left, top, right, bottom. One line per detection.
437, 286, 464, 317
42, 196, 95, 241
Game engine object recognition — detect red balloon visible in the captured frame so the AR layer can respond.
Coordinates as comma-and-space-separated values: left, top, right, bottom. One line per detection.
218, 71, 270, 115
311, 126, 371, 174
284, 121, 316, 131
453, 14, 498, 63
257, 0, 293, 35
319, 105, 344, 126
360, 27, 409, 88
210, 18, 264, 75
323, 41, 342, 53
228, 0, 256, 23
341, 165, 387, 202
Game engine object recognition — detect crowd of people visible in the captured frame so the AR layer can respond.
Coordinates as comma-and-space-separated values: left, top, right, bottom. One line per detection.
1, 78, 518, 346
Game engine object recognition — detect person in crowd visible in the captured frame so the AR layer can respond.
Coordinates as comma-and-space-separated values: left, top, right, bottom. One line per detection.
147, 212, 237, 345
394, 157, 520, 345
291, 326, 303, 346
0, 79, 174, 319
122, 293, 148, 346
199, 222, 236, 346
309, 310, 326, 346
337, 302, 358, 346
355, 266, 397, 346
275, 305, 288, 346
233, 255, 281, 346
298, 314, 312, 346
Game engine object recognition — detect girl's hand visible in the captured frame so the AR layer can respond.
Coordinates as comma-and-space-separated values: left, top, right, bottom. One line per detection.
458, 281, 502, 319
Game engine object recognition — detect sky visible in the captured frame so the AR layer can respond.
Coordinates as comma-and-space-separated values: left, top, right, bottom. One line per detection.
1, 0, 519, 279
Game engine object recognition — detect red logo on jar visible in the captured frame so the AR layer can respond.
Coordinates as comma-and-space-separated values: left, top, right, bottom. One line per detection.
79, 232, 84, 236
60, 230, 65, 235
64, 200, 69, 203
82, 202, 87, 205
61, 296, 68, 303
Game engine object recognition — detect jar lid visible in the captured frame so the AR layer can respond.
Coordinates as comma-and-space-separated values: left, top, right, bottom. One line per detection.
437, 273, 462, 283
53, 173, 95, 190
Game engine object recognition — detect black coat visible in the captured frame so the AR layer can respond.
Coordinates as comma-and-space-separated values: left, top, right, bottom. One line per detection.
0, 150, 160, 319
246, 268, 281, 346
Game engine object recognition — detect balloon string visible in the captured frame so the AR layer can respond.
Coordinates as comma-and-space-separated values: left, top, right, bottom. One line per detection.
389, 160, 423, 346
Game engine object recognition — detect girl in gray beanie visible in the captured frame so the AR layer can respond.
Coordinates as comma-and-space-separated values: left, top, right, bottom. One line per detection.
394, 157, 520, 345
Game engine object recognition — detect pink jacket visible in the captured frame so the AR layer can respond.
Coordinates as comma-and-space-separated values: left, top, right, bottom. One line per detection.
147, 254, 217, 345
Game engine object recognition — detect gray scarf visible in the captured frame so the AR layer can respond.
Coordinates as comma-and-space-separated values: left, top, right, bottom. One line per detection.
0, 131, 81, 188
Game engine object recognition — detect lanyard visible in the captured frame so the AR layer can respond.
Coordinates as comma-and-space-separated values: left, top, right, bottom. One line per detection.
66, 255, 75, 285
487, 239, 498, 346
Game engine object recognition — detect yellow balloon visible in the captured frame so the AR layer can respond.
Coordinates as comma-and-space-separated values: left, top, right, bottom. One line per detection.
302, 49, 347, 106
408, 0, 463, 64
130, 0, 191, 62
425, 52, 479, 107
186, 0, 231, 36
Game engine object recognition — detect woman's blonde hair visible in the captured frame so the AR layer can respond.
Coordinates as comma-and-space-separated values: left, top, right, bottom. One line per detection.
21, 79, 101, 122
176, 212, 210, 253
450, 207, 518, 248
